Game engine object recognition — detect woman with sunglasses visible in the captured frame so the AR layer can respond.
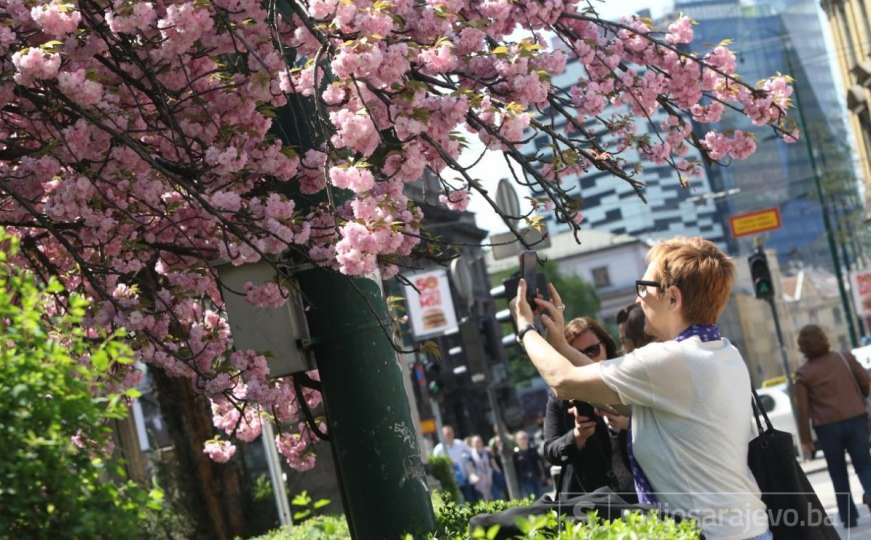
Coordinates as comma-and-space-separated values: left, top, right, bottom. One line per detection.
511, 237, 770, 540
542, 317, 636, 501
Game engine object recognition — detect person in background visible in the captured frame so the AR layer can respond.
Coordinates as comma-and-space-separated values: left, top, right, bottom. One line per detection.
795, 324, 871, 528
469, 435, 495, 500
513, 430, 547, 499
542, 317, 634, 501
488, 433, 508, 500
616, 303, 655, 354
433, 425, 480, 503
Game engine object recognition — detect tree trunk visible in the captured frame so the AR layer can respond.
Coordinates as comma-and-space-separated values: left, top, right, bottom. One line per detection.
152, 369, 245, 539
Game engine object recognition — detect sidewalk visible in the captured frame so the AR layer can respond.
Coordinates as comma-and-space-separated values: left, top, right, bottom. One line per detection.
800, 455, 834, 476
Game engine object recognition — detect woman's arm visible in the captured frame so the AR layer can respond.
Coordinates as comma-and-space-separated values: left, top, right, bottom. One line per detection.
542, 395, 577, 465
520, 325, 621, 404
512, 279, 622, 404
794, 377, 813, 451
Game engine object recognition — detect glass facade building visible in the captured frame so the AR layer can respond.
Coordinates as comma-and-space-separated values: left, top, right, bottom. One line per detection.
675, 0, 866, 269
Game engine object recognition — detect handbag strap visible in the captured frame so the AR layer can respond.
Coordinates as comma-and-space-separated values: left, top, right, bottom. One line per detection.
751, 386, 775, 433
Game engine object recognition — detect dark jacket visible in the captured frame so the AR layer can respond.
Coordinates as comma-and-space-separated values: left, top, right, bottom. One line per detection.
512, 446, 546, 484
796, 351, 871, 444
543, 393, 633, 499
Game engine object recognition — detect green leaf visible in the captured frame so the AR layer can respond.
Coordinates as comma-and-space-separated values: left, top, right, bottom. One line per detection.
291, 490, 312, 507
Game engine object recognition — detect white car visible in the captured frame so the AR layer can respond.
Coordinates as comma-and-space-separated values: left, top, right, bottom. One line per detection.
754, 384, 808, 456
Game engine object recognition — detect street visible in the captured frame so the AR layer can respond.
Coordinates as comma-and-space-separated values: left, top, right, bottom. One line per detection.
804, 457, 871, 539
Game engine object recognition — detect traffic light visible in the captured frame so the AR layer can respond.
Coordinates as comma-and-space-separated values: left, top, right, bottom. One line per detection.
423, 359, 444, 397
748, 250, 774, 300
458, 316, 488, 384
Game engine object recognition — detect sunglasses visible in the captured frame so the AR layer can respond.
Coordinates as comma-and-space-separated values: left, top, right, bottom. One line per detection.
635, 280, 664, 298
579, 341, 602, 358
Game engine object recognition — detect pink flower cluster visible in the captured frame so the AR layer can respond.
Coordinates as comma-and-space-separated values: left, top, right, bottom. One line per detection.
30, 1, 81, 37
11, 48, 61, 86
203, 440, 237, 463
702, 130, 758, 161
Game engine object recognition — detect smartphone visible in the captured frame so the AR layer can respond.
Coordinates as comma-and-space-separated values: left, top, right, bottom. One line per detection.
518, 250, 549, 306
571, 400, 597, 419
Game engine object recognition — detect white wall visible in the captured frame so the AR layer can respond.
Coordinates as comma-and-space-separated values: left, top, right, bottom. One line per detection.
554, 243, 649, 292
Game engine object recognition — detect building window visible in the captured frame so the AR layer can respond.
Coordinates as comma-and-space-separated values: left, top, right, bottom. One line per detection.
591, 266, 611, 288
834, 307, 843, 324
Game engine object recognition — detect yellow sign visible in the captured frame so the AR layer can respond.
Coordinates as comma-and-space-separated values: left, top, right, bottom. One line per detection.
420, 418, 436, 434
730, 208, 782, 238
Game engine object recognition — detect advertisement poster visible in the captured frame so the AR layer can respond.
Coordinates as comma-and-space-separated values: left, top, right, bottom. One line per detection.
851, 269, 871, 318
403, 269, 457, 339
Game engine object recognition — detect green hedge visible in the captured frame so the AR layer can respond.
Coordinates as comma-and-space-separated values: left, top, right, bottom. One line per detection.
249, 499, 701, 539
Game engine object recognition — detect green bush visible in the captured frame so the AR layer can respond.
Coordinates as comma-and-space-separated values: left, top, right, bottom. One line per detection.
433, 498, 530, 539
0, 231, 161, 538
428, 455, 461, 503
250, 498, 701, 539
497, 510, 700, 540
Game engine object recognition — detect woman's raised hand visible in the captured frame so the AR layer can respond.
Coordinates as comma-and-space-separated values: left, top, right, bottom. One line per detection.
535, 283, 568, 349
509, 278, 535, 330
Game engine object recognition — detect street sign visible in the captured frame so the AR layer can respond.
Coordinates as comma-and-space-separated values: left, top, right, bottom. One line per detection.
489, 227, 551, 260
419, 418, 436, 434
851, 269, 871, 317
403, 269, 458, 339
495, 178, 521, 226
729, 207, 782, 238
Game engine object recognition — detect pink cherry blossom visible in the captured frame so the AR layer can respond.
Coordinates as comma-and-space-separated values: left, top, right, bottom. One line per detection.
203, 440, 237, 463
57, 69, 104, 106
439, 190, 471, 212
11, 48, 61, 86
665, 16, 694, 45
30, 1, 81, 37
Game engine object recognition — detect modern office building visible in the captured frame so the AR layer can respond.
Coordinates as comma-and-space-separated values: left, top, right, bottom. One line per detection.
674, 0, 867, 270
523, 17, 728, 247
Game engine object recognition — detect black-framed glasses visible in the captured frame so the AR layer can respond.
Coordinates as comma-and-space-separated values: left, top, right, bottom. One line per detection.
635, 280, 663, 298
579, 342, 602, 358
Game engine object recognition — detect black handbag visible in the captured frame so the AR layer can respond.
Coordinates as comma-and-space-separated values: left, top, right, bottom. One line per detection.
749, 388, 839, 540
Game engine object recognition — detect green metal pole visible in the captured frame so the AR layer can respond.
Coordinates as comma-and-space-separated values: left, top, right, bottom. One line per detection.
297, 268, 436, 539
784, 37, 859, 347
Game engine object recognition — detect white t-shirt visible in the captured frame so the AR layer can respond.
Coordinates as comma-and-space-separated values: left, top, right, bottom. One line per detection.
599, 337, 769, 540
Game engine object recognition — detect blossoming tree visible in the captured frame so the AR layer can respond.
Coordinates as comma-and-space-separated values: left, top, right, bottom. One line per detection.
1, 0, 795, 484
